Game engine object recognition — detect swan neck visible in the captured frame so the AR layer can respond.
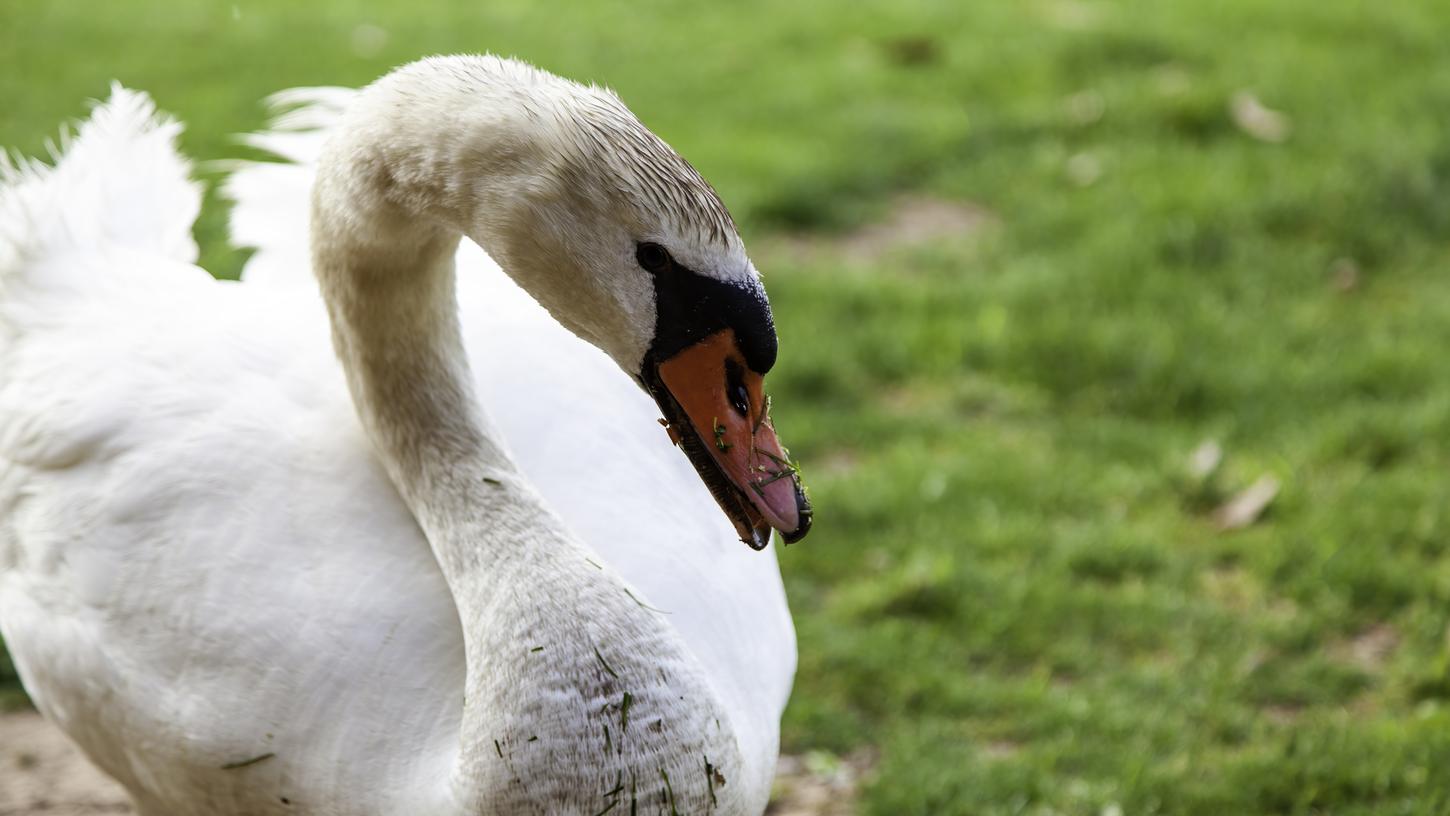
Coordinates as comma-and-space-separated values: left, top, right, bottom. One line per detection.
309, 81, 571, 799
308, 65, 746, 813
308, 75, 536, 539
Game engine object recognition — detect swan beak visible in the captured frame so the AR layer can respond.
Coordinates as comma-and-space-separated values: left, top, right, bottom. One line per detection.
650, 328, 813, 549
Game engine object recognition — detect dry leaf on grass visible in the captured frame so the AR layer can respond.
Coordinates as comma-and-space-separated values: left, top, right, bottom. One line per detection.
1231, 91, 1292, 143
1213, 475, 1281, 530
1187, 440, 1224, 480
1329, 257, 1360, 292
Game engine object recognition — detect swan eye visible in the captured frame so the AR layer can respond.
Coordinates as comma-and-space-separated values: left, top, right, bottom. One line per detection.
725, 359, 750, 417
636, 242, 672, 273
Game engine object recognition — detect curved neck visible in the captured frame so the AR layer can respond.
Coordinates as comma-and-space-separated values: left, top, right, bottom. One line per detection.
309, 58, 746, 814
308, 58, 574, 561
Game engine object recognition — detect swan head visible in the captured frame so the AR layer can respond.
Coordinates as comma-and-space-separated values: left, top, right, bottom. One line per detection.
464, 63, 812, 548
332, 57, 813, 548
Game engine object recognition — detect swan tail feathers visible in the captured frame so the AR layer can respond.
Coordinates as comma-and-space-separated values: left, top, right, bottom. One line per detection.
0, 84, 202, 285
223, 87, 356, 289
241, 86, 357, 163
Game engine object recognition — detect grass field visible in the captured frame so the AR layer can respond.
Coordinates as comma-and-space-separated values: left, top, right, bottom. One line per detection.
6, 1, 1450, 813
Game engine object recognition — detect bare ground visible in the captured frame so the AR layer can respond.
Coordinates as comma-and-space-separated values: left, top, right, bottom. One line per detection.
770, 194, 996, 264
0, 711, 131, 816
0, 711, 863, 815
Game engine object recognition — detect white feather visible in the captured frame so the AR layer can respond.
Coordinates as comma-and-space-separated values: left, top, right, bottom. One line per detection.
0, 84, 200, 277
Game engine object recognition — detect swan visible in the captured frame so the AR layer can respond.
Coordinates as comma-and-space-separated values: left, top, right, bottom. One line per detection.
0, 55, 812, 815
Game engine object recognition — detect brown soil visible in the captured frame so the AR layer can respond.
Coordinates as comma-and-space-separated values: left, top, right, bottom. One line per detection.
0, 711, 132, 815
0, 710, 861, 815
767, 750, 873, 816
772, 194, 995, 264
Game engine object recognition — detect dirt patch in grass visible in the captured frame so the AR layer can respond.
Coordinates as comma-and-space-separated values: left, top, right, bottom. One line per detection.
773, 195, 996, 264
1333, 624, 1400, 674
767, 750, 874, 816
1261, 703, 1304, 726
0, 710, 863, 815
0, 710, 132, 815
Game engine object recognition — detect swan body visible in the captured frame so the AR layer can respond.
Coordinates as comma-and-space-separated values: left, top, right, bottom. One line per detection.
0, 57, 805, 814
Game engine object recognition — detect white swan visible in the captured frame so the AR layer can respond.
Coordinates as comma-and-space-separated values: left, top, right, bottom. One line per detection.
0, 55, 812, 815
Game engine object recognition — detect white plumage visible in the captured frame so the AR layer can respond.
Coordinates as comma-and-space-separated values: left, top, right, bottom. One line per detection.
0, 57, 795, 814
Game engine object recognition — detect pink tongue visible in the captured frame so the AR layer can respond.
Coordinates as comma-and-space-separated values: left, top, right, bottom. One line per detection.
750, 473, 800, 533
740, 432, 800, 533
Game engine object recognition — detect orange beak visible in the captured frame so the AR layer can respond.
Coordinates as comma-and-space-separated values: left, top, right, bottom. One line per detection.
647, 328, 812, 549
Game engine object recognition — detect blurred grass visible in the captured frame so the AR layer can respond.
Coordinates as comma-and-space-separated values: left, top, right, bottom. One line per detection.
6, 0, 1450, 813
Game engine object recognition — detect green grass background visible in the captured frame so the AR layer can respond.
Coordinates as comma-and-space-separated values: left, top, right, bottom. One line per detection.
6, 1, 1450, 813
